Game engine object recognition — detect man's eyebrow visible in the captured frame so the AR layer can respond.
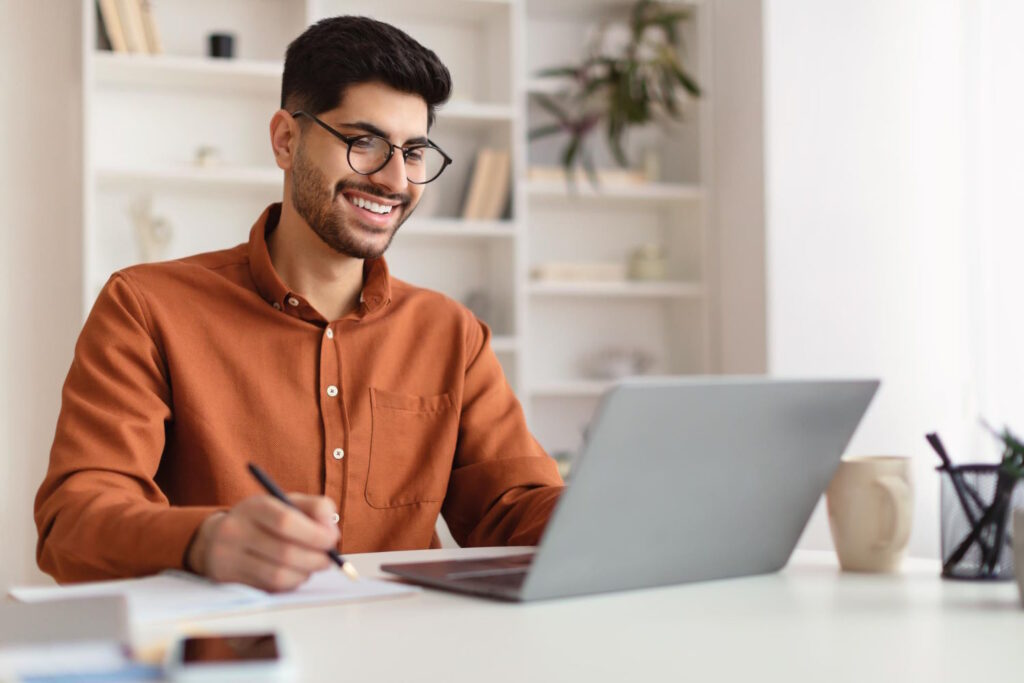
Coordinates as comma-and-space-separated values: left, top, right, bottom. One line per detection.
337, 121, 429, 146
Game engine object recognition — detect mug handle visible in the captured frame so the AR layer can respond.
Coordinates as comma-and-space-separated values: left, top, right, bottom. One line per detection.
872, 475, 912, 551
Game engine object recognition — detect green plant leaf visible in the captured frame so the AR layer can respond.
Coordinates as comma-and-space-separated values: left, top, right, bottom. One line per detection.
528, 123, 567, 140
532, 93, 573, 126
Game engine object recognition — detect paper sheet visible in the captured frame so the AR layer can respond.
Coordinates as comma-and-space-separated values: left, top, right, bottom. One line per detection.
10, 569, 417, 624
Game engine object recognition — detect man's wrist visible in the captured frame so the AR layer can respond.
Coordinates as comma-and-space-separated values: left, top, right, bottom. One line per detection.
184, 511, 226, 576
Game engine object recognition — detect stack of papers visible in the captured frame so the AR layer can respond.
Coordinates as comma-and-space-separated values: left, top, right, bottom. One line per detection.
10, 569, 417, 625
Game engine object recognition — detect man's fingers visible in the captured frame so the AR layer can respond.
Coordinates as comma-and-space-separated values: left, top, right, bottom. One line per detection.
242, 495, 338, 550
289, 493, 337, 526
236, 548, 310, 593
241, 518, 332, 574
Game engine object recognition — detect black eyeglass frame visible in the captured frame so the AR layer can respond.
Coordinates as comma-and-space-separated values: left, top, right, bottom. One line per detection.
291, 110, 453, 185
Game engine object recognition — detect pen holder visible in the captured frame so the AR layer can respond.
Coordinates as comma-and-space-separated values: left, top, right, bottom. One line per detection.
939, 464, 1024, 580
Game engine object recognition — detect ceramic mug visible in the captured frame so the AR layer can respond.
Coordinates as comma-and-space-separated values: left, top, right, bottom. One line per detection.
826, 456, 913, 572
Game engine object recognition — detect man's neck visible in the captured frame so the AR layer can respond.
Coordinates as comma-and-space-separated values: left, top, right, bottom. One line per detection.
267, 202, 365, 321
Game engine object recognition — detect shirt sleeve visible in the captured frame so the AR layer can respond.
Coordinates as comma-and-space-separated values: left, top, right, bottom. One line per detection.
441, 314, 565, 547
34, 273, 221, 583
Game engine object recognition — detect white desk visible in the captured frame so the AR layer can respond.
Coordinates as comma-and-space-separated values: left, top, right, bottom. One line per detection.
144, 547, 1024, 682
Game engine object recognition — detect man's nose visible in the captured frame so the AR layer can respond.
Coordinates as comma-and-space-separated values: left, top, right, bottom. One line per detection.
367, 150, 409, 194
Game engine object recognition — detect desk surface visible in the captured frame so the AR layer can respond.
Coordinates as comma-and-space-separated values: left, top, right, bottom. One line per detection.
145, 547, 1024, 682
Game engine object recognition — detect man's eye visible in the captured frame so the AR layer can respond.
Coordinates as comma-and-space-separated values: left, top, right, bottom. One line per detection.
405, 149, 425, 164
351, 138, 377, 151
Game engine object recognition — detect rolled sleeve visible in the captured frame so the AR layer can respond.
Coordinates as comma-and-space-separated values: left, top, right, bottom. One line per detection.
34, 273, 220, 582
442, 315, 564, 547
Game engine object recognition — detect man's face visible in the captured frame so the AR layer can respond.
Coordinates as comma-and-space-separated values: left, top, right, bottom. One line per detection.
289, 81, 428, 259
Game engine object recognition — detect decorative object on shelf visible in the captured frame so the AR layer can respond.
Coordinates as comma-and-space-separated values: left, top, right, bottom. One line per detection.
193, 145, 222, 168
529, 0, 702, 181
461, 148, 511, 220
628, 244, 667, 281
128, 196, 172, 263
208, 32, 236, 59
463, 289, 493, 327
826, 456, 913, 573
583, 347, 654, 380
928, 427, 1024, 580
531, 262, 627, 283
642, 147, 661, 182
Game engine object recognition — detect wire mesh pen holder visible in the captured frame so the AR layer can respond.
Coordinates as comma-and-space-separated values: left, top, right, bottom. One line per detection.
939, 464, 1024, 580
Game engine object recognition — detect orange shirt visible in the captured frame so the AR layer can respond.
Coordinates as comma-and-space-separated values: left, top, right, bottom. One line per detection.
35, 204, 564, 583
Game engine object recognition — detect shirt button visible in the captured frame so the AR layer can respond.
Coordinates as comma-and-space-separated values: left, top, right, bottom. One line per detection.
326, 385, 338, 397
331, 513, 340, 525
325, 328, 334, 339
333, 448, 345, 460
272, 302, 281, 310
288, 296, 300, 307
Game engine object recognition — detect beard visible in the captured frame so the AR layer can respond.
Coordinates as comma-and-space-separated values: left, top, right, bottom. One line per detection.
290, 144, 414, 259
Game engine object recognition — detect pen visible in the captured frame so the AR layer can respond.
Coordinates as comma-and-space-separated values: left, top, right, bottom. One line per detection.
247, 462, 360, 581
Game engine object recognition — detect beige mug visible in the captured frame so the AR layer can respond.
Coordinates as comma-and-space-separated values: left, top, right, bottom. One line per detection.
826, 456, 913, 572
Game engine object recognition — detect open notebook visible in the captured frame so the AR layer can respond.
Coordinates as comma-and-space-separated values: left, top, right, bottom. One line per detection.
10, 569, 417, 624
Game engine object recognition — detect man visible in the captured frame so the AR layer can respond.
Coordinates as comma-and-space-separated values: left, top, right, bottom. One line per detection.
35, 16, 564, 591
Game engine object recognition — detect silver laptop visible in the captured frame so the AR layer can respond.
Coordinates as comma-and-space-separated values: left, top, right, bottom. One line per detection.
381, 377, 879, 601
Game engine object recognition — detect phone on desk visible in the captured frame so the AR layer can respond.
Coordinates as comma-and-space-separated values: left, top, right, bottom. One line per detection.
165, 632, 295, 682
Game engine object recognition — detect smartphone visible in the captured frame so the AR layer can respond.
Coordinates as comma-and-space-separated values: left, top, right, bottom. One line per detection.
165, 632, 295, 682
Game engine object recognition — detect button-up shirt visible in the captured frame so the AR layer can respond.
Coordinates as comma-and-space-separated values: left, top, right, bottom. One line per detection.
35, 204, 564, 583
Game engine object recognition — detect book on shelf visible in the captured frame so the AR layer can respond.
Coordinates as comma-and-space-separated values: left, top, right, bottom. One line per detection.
460, 148, 511, 220
116, 0, 149, 53
138, 0, 164, 54
96, 0, 127, 52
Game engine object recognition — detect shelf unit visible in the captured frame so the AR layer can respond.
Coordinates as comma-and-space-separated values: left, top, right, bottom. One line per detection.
80, 0, 713, 458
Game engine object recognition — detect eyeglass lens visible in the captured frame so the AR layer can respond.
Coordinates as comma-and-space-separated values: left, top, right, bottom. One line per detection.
348, 137, 447, 184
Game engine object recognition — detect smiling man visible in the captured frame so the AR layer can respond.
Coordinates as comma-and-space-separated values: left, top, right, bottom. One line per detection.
35, 16, 564, 590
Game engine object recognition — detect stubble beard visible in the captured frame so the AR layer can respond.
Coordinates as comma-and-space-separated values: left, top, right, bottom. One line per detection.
290, 145, 414, 260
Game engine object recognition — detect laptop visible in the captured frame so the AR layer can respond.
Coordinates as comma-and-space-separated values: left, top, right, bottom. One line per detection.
381, 377, 879, 601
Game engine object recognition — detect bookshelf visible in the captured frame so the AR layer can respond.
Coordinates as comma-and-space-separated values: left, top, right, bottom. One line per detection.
79, 0, 748, 466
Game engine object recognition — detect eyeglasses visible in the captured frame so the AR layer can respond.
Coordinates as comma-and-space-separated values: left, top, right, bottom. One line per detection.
291, 110, 453, 185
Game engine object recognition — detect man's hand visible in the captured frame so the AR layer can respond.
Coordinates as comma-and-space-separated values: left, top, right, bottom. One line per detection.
186, 494, 340, 592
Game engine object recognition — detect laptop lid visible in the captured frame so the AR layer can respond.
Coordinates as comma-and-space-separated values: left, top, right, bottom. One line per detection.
519, 377, 878, 601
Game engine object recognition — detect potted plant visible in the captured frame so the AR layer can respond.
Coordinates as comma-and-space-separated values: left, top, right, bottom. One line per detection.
529, 0, 702, 183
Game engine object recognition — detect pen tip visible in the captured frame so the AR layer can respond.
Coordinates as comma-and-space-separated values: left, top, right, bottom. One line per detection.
341, 561, 360, 581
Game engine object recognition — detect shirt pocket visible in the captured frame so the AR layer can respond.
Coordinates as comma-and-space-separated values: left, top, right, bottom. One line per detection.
365, 387, 458, 508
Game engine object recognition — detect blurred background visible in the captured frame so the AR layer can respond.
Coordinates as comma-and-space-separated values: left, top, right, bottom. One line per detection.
1, 0, 1022, 590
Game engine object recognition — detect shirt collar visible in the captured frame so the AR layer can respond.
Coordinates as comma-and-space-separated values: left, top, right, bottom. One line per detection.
248, 203, 392, 322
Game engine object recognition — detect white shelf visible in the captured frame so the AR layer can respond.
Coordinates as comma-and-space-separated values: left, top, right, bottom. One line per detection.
93, 51, 282, 93
531, 380, 610, 398
93, 52, 512, 126
403, 218, 515, 239
529, 280, 704, 299
95, 164, 281, 191
526, 180, 703, 205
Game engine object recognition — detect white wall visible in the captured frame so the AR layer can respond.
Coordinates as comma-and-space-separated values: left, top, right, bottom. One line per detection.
966, 0, 1024, 437
765, 0, 975, 559
0, 0, 84, 588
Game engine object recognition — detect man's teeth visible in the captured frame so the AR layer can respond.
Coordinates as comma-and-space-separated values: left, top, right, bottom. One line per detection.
347, 195, 394, 215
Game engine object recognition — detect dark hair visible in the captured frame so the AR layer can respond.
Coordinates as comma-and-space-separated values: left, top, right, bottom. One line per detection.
281, 16, 452, 128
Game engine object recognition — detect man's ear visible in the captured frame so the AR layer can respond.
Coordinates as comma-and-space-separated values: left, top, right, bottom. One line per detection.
270, 109, 299, 171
